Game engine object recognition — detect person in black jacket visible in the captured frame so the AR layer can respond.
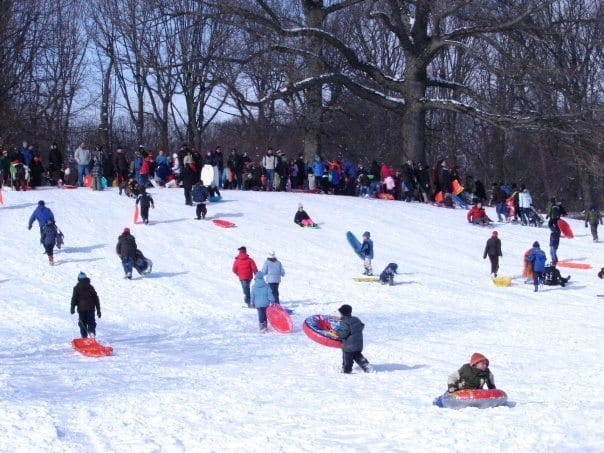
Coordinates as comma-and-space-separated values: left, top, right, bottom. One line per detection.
116, 227, 138, 279
337, 304, 373, 373
483, 230, 502, 277
41, 219, 59, 265
192, 181, 209, 219
135, 187, 155, 224
70, 272, 101, 338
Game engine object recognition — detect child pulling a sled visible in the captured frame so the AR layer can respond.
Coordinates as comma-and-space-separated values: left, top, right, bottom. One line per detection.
337, 304, 373, 373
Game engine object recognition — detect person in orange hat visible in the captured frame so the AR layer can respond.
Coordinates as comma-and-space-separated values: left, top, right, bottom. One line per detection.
447, 353, 496, 393
483, 231, 502, 277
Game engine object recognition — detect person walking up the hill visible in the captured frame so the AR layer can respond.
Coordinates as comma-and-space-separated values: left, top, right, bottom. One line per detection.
135, 187, 155, 225
584, 204, 603, 242
192, 180, 209, 219
250, 271, 274, 331
70, 272, 101, 338
337, 304, 373, 373
116, 227, 138, 279
261, 251, 285, 304
232, 246, 258, 308
40, 219, 59, 266
526, 241, 547, 292
360, 231, 374, 276
483, 231, 502, 278
28, 200, 55, 239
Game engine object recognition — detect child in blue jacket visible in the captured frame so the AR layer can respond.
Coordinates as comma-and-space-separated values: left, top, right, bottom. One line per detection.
250, 271, 274, 331
360, 231, 374, 276
526, 241, 547, 292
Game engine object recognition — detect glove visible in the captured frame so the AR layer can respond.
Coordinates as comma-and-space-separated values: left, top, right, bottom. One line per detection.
28, 225, 32, 230
97, 311, 101, 318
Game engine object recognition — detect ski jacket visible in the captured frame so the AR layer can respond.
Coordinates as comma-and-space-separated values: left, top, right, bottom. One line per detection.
294, 210, 311, 225
70, 279, 101, 315
191, 184, 209, 203
136, 192, 154, 209
379, 263, 398, 283
483, 237, 502, 258
526, 247, 547, 272
261, 258, 285, 284
250, 271, 274, 308
312, 158, 324, 178
338, 315, 364, 353
360, 238, 374, 259
585, 209, 602, 226
467, 206, 487, 223
116, 233, 137, 259
448, 364, 495, 391
232, 252, 258, 281
261, 154, 278, 171
41, 222, 58, 246
518, 190, 533, 209
29, 206, 55, 229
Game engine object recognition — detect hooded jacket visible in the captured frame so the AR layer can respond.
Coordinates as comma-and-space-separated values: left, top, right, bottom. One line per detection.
261, 258, 285, 284
526, 246, 547, 272
232, 251, 258, 281
250, 271, 274, 308
483, 236, 502, 258
338, 314, 365, 353
70, 278, 101, 315
28, 205, 55, 229
116, 232, 137, 259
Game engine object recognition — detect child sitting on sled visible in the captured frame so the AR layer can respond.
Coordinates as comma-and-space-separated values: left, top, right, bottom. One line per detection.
447, 352, 496, 393
379, 263, 398, 285
293, 203, 317, 227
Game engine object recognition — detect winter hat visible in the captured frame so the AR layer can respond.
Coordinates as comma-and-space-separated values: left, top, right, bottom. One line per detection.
123, 227, 130, 234
238, 246, 247, 252
255, 271, 265, 280
492, 231, 498, 236
533, 241, 540, 248
470, 352, 489, 367
38, 200, 45, 206
268, 251, 276, 259
338, 304, 352, 316
77, 272, 87, 281
362, 231, 370, 238
298, 203, 303, 209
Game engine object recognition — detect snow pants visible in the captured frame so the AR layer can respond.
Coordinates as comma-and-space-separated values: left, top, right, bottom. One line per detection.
240, 279, 251, 306
342, 350, 370, 373
78, 310, 96, 338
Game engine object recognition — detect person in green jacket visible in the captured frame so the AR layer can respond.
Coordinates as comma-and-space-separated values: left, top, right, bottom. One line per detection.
584, 205, 603, 242
448, 352, 496, 393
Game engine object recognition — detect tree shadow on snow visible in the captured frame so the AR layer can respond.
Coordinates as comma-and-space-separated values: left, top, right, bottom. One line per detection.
206, 212, 244, 220
373, 363, 427, 373
148, 218, 188, 225
1, 202, 38, 210
144, 271, 189, 279
61, 244, 107, 254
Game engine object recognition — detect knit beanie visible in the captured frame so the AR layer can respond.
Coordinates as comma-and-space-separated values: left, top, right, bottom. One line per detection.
492, 231, 498, 236
77, 272, 87, 281
470, 352, 489, 367
362, 231, 370, 238
533, 241, 540, 248
338, 304, 352, 316
38, 200, 45, 206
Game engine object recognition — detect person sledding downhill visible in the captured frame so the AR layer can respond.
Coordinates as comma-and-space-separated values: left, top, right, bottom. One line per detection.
41, 219, 59, 265
135, 187, 154, 224
116, 227, 137, 279
467, 202, 492, 226
294, 203, 317, 227
379, 263, 398, 285
250, 271, 274, 332
192, 181, 209, 219
447, 352, 496, 393
360, 231, 373, 276
232, 246, 258, 308
70, 272, 101, 338
337, 304, 373, 374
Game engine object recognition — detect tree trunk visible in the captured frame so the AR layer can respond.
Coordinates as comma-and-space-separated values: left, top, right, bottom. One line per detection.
99, 59, 113, 151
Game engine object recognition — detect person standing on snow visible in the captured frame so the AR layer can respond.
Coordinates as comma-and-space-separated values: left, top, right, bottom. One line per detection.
192, 180, 209, 219
232, 246, 258, 308
526, 241, 547, 292
135, 187, 155, 225
116, 227, 138, 279
261, 251, 285, 304
250, 271, 274, 331
337, 304, 373, 374
483, 231, 502, 278
360, 231, 374, 276
70, 272, 101, 338
40, 219, 59, 266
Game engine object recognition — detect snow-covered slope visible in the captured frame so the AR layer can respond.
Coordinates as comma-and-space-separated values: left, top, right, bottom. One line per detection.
1, 186, 602, 451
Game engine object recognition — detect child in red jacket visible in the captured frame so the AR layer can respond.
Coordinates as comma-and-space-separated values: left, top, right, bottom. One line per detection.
232, 246, 258, 307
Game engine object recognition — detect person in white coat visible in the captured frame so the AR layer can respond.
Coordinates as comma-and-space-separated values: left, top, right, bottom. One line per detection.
261, 251, 285, 303
74, 142, 91, 187
518, 185, 533, 226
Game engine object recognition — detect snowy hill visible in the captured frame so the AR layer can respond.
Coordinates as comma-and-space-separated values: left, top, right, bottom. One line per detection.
1, 186, 603, 451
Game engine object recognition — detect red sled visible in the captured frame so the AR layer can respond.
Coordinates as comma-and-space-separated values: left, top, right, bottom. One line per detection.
557, 219, 574, 238
71, 338, 113, 357
133, 204, 140, 224
266, 303, 293, 333
212, 219, 236, 228
63, 184, 77, 189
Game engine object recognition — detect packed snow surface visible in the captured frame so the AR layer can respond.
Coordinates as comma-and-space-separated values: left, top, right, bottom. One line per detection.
1, 186, 603, 451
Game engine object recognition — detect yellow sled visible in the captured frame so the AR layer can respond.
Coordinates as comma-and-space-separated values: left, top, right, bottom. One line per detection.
492, 276, 512, 287
353, 277, 380, 282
